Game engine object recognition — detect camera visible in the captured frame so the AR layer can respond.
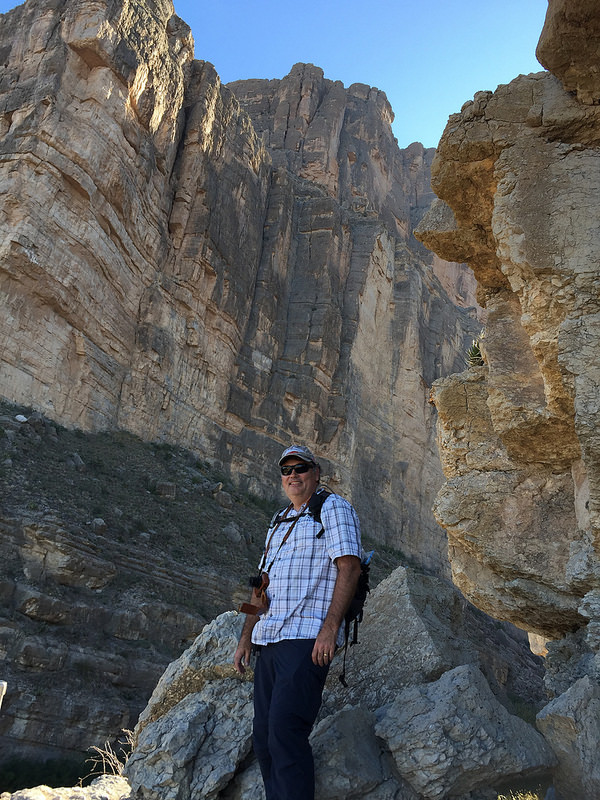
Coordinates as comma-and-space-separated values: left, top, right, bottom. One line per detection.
248, 572, 269, 591
240, 572, 270, 616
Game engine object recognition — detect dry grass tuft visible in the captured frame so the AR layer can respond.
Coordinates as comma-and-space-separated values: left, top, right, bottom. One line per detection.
83, 730, 134, 780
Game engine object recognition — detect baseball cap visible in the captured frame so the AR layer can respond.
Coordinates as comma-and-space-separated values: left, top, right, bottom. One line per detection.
278, 445, 317, 466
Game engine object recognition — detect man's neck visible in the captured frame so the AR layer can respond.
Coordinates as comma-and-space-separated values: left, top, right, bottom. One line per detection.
291, 488, 320, 512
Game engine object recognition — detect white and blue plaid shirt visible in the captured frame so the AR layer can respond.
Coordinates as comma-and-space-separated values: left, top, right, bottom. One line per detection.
251, 491, 362, 647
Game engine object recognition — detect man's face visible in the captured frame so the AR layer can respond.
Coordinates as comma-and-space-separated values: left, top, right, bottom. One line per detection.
281, 458, 319, 508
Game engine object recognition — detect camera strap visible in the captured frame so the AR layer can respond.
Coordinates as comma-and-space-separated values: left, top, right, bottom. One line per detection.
260, 502, 305, 574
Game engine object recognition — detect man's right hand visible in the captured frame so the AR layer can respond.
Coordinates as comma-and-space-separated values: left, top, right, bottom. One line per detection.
234, 639, 252, 674
234, 593, 260, 674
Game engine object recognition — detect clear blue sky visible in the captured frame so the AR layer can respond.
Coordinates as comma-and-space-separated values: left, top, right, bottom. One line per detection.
0, 0, 549, 148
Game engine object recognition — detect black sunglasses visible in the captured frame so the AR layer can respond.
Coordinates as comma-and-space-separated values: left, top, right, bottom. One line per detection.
280, 463, 313, 476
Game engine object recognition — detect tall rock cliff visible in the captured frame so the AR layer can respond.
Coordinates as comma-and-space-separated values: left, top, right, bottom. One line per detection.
225, 66, 480, 571
0, 0, 480, 769
0, 0, 479, 574
416, 0, 600, 795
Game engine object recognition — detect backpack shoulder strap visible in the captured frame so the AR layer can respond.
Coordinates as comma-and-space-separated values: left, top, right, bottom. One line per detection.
307, 488, 332, 538
269, 505, 288, 527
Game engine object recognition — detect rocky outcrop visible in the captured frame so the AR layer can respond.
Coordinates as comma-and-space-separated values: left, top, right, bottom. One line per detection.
0, 0, 479, 580
375, 665, 554, 800
0, 776, 132, 800
122, 574, 552, 800
536, 0, 600, 104
415, 0, 600, 795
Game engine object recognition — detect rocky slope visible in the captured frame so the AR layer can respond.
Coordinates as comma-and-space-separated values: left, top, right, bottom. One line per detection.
416, 0, 600, 796
0, 401, 272, 768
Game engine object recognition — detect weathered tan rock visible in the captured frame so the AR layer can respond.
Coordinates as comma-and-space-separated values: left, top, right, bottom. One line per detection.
432, 370, 583, 638
415, 0, 600, 793
0, 776, 131, 800
536, 0, 600, 104
416, 69, 600, 640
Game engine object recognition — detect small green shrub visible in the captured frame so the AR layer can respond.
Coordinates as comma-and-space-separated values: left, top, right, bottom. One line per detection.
465, 338, 485, 367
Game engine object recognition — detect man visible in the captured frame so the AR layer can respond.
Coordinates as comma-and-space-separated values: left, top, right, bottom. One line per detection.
234, 444, 362, 800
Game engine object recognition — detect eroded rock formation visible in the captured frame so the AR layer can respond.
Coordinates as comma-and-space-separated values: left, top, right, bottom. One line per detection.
0, 0, 484, 773
416, 0, 600, 795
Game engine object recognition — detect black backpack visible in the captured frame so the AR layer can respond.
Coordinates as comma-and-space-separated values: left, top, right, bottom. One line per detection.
309, 488, 372, 687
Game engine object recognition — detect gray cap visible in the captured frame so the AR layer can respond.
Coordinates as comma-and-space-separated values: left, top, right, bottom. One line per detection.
278, 444, 317, 466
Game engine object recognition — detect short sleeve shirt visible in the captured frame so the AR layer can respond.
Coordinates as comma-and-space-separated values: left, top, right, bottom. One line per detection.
251, 492, 361, 647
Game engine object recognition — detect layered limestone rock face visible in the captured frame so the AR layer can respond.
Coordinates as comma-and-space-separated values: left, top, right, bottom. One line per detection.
0, 0, 270, 444
416, 1, 600, 796
0, 508, 209, 764
0, 0, 479, 579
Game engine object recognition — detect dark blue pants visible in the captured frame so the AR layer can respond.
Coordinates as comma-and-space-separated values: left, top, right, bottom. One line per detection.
253, 639, 329, 800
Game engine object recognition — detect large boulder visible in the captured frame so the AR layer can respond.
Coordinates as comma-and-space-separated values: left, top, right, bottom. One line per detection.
375, 665, 555, 800
536, 675, 600, 800
124, 613, 252, 800
322, 565, 545, 714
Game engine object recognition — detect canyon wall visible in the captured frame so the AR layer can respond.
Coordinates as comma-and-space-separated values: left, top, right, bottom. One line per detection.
0, 0, 480, 769
416, 0, 600, 796
0, 0, 479, 576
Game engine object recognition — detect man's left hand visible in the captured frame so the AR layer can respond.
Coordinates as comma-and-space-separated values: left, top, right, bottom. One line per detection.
312, 626, 337, 666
